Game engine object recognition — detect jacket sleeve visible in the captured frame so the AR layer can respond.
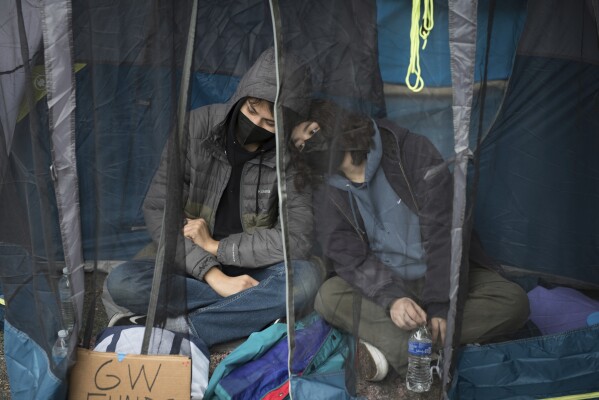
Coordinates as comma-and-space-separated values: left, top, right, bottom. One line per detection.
142, 114, 221, 281
215, 166, 314, 267
314, 186, 416, 310
401, 132, 453, 319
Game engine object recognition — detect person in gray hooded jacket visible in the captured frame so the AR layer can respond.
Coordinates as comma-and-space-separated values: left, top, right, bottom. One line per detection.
106, 48, 322, 347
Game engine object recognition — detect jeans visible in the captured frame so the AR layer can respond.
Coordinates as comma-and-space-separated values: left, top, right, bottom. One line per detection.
106, 259, 323, 347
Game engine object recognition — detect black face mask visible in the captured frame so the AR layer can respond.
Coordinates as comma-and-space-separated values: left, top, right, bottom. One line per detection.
302, 130, 329, 153
301, 131, 345, 174
236, 111, 274, 145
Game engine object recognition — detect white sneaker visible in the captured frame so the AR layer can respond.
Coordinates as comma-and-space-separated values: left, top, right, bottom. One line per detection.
107, 312, 146, 327
358, 340, 389, 382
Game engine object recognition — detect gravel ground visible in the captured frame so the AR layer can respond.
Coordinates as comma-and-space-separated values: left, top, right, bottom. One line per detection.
0, 329, 9, 400
357, 368, 442, 399
0, 272, 443, 399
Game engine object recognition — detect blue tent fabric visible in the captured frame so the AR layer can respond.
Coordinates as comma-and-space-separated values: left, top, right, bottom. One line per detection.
1, 0, 598, 398
449, 325, 599, 399
380, 0, 527, 162
4, 322, 66, 400
190, 73, 240, 110
474, 0, 599, 285
0, 243, 67, 399
10, 106, 65, 262
474, 56, 599, 284
71, 0, 191, 261
68, 0, 387, 261
377, 0, 527, 86
74, 65, 172, 260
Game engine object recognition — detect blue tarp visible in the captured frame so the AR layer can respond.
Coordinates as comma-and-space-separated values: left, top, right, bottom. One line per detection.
449, 325, 599, 399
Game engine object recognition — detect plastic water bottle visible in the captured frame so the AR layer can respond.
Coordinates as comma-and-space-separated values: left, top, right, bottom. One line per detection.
58, 267, 75, 332
52, 329, 69, 362
406, 325, 433, 392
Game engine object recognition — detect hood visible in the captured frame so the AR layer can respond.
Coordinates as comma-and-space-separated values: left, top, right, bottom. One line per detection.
362, 122, 383, 183
227, 47, 312, 119
329, 122, 383, 190
228, 48, 278, 108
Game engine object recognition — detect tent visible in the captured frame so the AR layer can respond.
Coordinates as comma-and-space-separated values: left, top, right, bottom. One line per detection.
0, 0, 598, 399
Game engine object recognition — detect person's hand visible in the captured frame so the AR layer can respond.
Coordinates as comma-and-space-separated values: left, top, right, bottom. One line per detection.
204, 267, 259, 297
389, 297, 427, 330
429, 317, 446, 346
183, 218, 219, 256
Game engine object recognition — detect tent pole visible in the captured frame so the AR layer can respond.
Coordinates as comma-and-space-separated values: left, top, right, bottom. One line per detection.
141, 0, 199, 354
443, 0, 478, 395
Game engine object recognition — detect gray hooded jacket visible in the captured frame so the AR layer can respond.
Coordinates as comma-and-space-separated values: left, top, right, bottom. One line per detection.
143, 48, 313, 280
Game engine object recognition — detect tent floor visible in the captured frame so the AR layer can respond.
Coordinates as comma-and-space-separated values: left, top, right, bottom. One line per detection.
0, 271, 442, 399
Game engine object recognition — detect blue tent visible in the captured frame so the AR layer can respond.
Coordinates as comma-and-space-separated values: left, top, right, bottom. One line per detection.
0, 0, 598, 399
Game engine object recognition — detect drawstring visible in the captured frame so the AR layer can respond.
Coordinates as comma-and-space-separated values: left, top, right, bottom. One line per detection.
255, 150, 265, 216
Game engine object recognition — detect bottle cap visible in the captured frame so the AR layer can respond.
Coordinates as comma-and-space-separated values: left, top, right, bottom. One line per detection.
58, 329, 69, 338
62, 267, 69, 274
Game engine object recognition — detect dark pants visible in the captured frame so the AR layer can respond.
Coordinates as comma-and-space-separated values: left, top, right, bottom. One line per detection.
314, 264, 530, 375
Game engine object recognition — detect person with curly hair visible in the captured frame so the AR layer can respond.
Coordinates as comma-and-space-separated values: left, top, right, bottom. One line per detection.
290, 99, 530, 381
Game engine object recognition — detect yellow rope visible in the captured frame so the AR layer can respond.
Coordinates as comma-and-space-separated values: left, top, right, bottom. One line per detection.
405, 0, 434, 92
543, 393, 599, 400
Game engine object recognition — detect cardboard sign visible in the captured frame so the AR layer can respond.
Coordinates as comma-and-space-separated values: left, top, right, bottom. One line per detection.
69, 348, 191, 400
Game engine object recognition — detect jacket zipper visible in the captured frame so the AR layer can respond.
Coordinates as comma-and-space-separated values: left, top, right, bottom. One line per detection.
395, 137, 420, 214
212, 150, 231, 229
329, 193, 367, 243
328, 131, 419, 241
239, 158, 273, 231
239, 162, 247, 231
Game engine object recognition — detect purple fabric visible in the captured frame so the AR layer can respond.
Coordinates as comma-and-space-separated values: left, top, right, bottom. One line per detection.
528, 286, 599, 335
218, 317, 332, 400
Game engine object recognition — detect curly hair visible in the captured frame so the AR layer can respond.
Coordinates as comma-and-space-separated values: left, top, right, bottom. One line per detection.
291, 99, 375, 191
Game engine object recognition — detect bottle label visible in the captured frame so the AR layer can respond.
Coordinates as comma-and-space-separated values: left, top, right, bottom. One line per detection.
408, 341, 432, 356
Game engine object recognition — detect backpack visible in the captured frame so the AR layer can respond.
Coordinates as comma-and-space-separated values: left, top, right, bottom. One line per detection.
94, 325, 210, 399
205, 313, 354, 400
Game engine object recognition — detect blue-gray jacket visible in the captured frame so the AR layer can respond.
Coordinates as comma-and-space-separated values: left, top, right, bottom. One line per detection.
314, 120, 453, 319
